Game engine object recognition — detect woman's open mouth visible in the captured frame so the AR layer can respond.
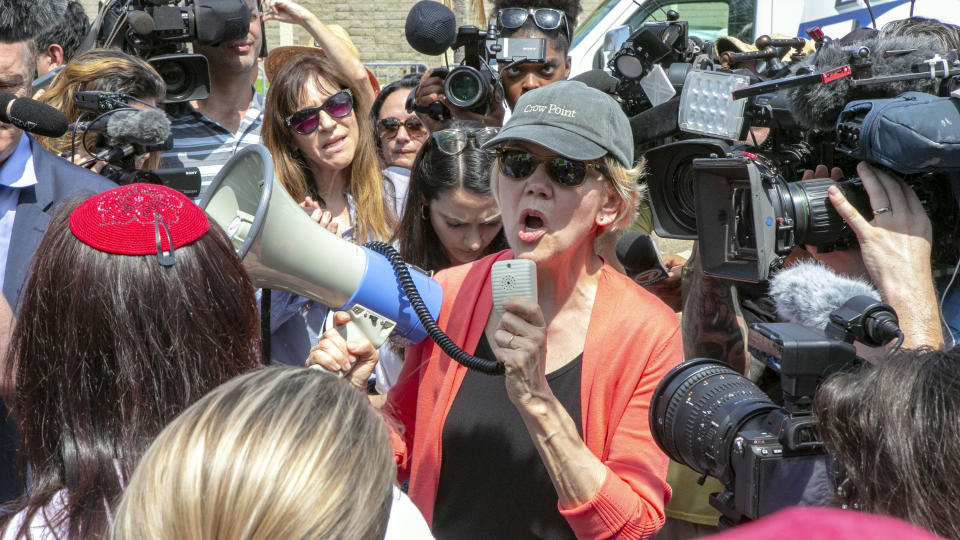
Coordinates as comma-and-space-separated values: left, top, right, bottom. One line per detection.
518, 209, 547, 243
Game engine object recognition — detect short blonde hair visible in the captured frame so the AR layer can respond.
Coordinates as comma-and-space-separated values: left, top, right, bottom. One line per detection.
112, 367, 395, 540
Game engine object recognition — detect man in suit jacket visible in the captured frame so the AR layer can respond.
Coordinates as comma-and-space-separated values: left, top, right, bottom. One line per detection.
0, 37, 114, 503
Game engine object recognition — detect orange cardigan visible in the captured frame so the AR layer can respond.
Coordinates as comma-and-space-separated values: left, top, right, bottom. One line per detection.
384, 250, 681, 539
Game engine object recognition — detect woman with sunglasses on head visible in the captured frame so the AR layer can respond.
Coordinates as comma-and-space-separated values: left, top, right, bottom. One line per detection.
372, 120, 507, 393
261, 25, 398, 366
308, 81, 681, 539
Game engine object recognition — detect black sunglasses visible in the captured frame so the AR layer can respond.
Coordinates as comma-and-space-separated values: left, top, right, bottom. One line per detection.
378, 116, 427, 139
497, 8, 570, 41
497, 148, 606, 187
285, 89, 354, 135
432, 127, 499, 156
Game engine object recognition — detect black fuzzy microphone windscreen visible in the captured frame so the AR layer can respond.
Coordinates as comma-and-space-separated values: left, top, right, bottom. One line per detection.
0, 0, 67, 42
106, 108, 171, 146
405, 0, 457, 56
788, 35, 944, 131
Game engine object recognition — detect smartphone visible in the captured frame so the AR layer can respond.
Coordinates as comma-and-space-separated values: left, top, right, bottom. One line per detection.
491, 259, 538, 314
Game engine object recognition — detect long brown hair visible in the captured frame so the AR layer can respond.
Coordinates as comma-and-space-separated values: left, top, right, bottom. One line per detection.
393, 119, 506, 272
0, 198, 261, 539
36, 48, 166, 170
262, 54, 394, 242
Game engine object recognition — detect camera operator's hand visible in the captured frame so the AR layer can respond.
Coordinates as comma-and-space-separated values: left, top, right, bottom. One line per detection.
305, 310, 379, 390
827, 161, 943, 349
69, 153, 108, 175
799, 164, 870, 278
413, 69, 505, 130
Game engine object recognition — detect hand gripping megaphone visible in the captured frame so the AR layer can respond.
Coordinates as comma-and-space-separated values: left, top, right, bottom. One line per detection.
199, 144, 441, 348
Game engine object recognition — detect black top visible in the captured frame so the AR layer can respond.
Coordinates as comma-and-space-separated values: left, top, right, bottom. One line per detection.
432, 334, 583, 539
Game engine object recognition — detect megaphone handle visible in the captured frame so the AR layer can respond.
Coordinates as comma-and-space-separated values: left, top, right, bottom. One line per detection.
336, 304, 395, 349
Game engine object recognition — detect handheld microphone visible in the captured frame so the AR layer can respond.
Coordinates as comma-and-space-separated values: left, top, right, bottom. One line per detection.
615, 232, 670, 286
405, 0, 457, 56
768, 261, 880, 332
0, 92, 69, 137
0, 0, 66, 42
787, 35, 945, 131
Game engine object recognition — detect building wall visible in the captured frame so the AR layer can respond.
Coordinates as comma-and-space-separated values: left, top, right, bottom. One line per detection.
78, 0, 606, 83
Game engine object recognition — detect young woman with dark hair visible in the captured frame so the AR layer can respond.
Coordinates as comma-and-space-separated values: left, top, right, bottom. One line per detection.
0, 184, 262, 539
394, 119, 507, 273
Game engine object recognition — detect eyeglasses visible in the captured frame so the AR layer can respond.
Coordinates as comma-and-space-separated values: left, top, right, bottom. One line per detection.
378, 117, 427, 139
285, 89, 354, 135
432, 127, 500, 155
497, 148, 606, 187
497, 8, 570, 41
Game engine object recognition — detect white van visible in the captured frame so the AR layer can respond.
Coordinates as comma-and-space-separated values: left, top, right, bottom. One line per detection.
569, 0, 960, 76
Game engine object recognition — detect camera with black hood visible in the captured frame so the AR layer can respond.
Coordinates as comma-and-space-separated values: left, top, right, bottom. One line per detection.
642, 32, 960, 282
404, 0, 546, 119
87, 0, 252, 103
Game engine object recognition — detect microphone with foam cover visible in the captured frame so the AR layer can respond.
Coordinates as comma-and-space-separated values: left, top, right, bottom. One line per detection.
105, 108, 171, 146
615, 231, 670, 286
405, 0, 457, 56
127, 10, 156, 36
0, 92, 68, 137
787, 35, 946, 131
768, 261, 880, 332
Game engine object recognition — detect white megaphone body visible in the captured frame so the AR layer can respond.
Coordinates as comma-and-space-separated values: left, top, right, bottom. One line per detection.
199, 144, 442, 348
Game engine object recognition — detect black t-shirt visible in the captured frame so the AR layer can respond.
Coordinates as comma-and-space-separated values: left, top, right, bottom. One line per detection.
432, 334, 583, 539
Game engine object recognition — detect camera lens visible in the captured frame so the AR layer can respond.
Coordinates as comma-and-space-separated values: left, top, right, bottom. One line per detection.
650, 359, 778, 484
444, 67, 487, 110
157, 61, 189, 98
787, 177, 872, 248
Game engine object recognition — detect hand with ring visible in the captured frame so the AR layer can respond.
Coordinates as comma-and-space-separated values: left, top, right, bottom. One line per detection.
493, 297, 548, 406
826, 161, 942, 349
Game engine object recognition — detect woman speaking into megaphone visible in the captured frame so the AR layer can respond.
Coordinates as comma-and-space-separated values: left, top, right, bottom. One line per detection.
308, 81, 682, 540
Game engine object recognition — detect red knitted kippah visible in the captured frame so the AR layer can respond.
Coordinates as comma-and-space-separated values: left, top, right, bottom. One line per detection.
69, 183, 210, 255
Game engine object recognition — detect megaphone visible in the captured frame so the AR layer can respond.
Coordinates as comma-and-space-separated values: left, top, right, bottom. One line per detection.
199, 144, 442, 347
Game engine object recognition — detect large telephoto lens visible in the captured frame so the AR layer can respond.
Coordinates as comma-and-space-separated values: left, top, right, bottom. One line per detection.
650, 359, 778, 485
444, 66, 488, 110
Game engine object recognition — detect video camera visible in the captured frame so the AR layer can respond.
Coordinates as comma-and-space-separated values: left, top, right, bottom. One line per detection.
650, 294, 900, 524
634, 27, 960, 282
88, 0, 251, 102
607, 10, 705, 116
404, 1, 546, 119
71, 91, 201, 197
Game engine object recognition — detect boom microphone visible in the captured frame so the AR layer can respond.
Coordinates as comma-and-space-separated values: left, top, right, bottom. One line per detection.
787, 35, 945, 131
768, 261, 879, 332
0, 92, 68, 137
405, 0, 457, 56
105, 108, 171, 146
615, 232, 669, 286
0, 0, 66, 42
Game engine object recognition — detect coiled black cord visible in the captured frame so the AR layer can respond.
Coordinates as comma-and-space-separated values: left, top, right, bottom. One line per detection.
365, 241, 505, 375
